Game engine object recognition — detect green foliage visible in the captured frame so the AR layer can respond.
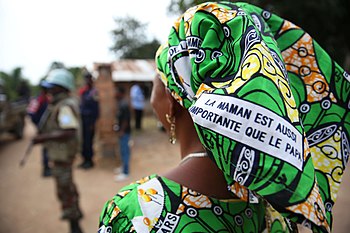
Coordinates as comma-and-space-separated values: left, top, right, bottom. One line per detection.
269, 0, 349, 67
0, 67, 30, 101
44, 61, 86, 90
122, 39, 161, 59
68, 66, 86, 89
29, 85, 41, 97
0, 63, 88, 99
167, 0, 262, 15
110, 16, 161, 59
49, 61, 66, 70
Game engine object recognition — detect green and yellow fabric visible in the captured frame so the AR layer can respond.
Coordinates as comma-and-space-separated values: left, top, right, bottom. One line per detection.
99, 175, 274, 232
155, 2, 349, 232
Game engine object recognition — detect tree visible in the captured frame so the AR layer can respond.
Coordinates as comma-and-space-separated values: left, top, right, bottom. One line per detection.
44, 61, 84, 90
269, 0, 349, 67
48, 61, 66, 71
0, 67, 30, 101
110, 16, 160, 59
167, 0, 349, 69
167, 0, 263, 15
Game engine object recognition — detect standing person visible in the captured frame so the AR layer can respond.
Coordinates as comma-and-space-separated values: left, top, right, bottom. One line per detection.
113, 86, 132, 182
26, 81, 51, 177
98, 2, 349, 233
32, 69, 84, 233
78, 72, 99, 169
130, 82, 145, 130
16, 80, 31, 102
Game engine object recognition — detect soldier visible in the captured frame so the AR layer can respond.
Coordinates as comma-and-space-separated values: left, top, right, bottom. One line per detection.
78, 71, 99, 169
27, 81, 51, 177
32, 69, 83, 233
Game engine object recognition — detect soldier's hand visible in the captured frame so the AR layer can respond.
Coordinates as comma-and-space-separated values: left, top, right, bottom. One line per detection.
32, 135, 43, 144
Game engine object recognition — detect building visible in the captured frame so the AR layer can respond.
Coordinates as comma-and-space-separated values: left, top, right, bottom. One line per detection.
93, 59, 156, 157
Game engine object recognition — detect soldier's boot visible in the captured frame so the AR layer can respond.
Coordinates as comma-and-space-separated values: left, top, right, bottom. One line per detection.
70, 220, 83, 233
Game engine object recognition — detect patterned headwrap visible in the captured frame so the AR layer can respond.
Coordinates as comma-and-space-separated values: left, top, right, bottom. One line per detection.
155, 2, 349, 232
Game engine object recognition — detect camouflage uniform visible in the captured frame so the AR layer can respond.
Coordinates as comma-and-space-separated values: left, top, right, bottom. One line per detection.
41, 92, 83, 220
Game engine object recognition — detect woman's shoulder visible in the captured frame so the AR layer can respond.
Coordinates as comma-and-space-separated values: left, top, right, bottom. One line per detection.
98, 174, 269, 233
98, 174, 166, 232
106, 174, 161, 207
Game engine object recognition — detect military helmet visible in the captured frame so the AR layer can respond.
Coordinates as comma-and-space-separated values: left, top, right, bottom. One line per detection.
45, 69, 75, 91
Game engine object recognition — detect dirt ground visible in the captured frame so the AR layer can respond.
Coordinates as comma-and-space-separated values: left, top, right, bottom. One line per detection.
0, 116, 349, 233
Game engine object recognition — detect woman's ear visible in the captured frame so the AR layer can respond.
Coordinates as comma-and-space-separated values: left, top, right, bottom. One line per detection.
165, 89, 182, 118
165, 90, 175, 117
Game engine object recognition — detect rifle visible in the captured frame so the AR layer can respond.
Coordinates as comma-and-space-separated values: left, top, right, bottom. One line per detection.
19, 141, 34, 167
19, 106, 50, 168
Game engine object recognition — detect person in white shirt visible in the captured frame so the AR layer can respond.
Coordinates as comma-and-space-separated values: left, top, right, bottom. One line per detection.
130, 82, 145, 130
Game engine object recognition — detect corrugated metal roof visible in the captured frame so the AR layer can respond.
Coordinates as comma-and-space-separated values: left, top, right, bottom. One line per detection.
111, 59, 156, 82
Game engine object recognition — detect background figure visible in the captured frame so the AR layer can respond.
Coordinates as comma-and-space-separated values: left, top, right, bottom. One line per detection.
78, 72, 99, 169
32, 69, 83, 233
114, 86, 131, 182
130, 82, 145, 130
16, 80, 31, 102
26, 81, 51, 177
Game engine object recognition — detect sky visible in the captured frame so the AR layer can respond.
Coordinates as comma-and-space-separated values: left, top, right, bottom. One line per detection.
0, 0, 176, 85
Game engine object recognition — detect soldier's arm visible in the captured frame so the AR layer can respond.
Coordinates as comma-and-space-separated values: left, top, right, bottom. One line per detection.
32, 129, 76, 144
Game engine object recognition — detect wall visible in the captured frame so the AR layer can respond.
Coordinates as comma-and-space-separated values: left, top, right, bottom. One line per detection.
94, 64, 117, 157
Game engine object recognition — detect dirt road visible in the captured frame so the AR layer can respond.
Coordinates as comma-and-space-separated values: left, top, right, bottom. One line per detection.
0, 117, 349, 233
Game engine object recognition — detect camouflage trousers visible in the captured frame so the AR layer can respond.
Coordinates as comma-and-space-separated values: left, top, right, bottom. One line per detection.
52, 160, 83, 221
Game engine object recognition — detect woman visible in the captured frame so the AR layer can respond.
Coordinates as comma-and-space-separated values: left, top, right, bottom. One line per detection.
99, 2, 349, 232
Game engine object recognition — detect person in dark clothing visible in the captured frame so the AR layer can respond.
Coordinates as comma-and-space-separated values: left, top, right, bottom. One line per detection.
78, 72, 99, 169
114, 86, 131, 182
17, 80, 31, 102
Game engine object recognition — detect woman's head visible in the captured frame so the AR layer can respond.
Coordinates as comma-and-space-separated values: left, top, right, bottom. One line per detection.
152, 44, 188, 135
151, 72, 206, 153
154, 2, 350, 232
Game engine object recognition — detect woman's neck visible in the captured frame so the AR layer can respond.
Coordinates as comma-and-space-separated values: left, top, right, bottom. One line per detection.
176, 114, 205, 158
162, 154, 234, 199
161, 110, 235, 199
167, 123, 233, 198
